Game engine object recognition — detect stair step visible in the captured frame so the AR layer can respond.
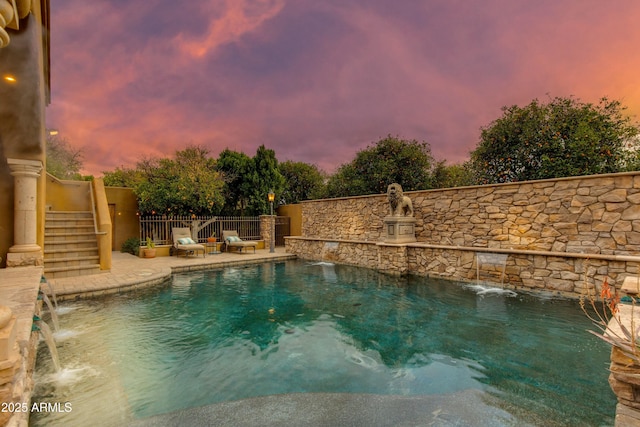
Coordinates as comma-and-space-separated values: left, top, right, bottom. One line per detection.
45, 264, 100, 273
45, 233, 97, 242
45, 247, 99, 255
45, 232, 96, 237
44, 239, 98, 245
45, 217, 93, 221
44, 210, 102, 278
45, 224, 94, 229
44, 251, 99, 260
44, 264, 102, 279
45, 222, 94, 227
46, 210, 92, 215
45, 212, 93, 221
44, 255, 100, 265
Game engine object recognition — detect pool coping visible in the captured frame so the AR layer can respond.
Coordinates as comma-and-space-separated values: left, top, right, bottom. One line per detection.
46, 248, 297, 300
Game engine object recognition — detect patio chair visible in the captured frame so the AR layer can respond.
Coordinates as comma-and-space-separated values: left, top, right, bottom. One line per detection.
172, 227, 206, 257
221, 230, 258, 253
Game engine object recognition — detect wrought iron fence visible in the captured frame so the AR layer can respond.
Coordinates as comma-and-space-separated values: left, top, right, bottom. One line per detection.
139, 216, 261, 245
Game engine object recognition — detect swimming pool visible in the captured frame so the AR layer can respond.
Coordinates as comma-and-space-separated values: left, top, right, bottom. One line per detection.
32, 260, 615, 426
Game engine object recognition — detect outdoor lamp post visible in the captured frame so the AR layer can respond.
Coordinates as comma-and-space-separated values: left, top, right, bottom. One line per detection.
268, 190, 275, 253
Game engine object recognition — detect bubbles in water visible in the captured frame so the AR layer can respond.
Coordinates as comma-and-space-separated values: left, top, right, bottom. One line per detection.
55, 305, 79, 315
40, 365, 99, 388
53, 328, 83, 341
465, 284, 517, 297
347, 350, 381, 371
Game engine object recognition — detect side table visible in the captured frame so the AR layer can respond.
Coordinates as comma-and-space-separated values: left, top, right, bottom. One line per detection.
206, 238, 219, 254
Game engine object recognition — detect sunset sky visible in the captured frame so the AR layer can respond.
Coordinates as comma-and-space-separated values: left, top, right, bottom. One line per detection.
46, 0, 640, 176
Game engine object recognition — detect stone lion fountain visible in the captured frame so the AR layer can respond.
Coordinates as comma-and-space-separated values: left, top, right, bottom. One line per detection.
383, 183, 416, 243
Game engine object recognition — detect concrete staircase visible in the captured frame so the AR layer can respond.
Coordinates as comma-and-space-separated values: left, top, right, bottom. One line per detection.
44, 211, 101, 278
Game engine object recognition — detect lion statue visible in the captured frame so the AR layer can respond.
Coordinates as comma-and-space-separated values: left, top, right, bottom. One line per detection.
387, 183, 414, 217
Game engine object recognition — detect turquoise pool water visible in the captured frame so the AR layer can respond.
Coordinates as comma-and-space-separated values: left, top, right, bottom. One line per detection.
32, 260, 615, 426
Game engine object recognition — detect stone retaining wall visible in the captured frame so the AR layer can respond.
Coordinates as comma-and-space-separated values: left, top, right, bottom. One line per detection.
301, 172, 640, 255
287, 172, 640, 296
286, 237, 640, 296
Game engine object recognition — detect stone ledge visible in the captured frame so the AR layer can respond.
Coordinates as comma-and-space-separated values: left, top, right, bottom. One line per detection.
622, 276, 640, 296
285, 236, 640, 263
615, 403, 640, 426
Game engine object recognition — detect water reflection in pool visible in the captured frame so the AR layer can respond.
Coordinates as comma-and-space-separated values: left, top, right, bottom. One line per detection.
32, 260, 615, 426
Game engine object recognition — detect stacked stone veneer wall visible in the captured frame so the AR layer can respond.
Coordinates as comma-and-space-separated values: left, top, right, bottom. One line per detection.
286, 172, 640, 296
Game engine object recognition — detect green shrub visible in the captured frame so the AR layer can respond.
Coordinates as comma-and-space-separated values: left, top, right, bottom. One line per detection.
121, 237, 140, 256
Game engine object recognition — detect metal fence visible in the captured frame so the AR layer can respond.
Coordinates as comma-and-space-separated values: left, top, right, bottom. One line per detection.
140, 216, 261, 245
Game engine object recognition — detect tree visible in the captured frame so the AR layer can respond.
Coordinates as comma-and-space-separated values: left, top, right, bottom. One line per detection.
470, 96, 640, 184
325, 135, 436, 197
246, 145, 285, 215
46, 133, 84, 180
279, 161, 326, 204
102, 166, 141, 187
217, 145, 286, 215
621, 135, 640, 172
432, 161, 475, 189
172, 146, 224, 214
217, 149, 254, 215
129, 146, 224, 215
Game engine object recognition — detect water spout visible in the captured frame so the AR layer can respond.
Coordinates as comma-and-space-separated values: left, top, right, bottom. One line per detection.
35, 319, 61, 372
475, 253, 509, 286
40, 291, 59, 332
40, 275, 58, 310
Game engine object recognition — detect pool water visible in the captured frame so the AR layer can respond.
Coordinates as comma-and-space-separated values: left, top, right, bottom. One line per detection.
32, 260, 615, 426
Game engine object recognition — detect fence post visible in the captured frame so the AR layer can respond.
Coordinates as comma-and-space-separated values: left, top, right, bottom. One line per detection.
260, 215, 272, 248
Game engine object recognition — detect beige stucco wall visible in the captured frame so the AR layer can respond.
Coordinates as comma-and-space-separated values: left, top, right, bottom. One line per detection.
104, 186, 139, 252
277, 204, 302, 236
45, 175, 91, 211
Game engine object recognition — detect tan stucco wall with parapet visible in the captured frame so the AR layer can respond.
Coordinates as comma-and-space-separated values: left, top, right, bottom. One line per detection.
105, 186, 140, 252
0, 1, 48, 268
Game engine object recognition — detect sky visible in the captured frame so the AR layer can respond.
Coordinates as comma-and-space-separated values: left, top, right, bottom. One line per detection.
46, 0, 640, 176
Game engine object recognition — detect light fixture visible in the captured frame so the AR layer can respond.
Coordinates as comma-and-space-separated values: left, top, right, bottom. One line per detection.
268, 190, 275, 253
3, 75, 16, 83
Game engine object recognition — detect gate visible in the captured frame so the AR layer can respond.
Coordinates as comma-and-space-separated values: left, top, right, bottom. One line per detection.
275, 216, 290, 246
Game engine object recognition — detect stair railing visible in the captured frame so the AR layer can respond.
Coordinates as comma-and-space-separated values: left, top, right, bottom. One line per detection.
88, 182, 106, 237
90, 179, 112, 271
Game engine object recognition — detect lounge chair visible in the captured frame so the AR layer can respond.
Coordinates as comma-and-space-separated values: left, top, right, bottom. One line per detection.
172, 227, 206, 257
221, 230, 258, 253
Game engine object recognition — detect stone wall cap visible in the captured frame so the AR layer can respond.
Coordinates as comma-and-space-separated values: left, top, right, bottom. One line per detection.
286, 236, 640, 263
296, 171, 640, 204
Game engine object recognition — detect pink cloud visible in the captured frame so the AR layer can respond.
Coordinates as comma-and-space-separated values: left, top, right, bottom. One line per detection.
174, 0, 285, 58
46, 1, 640, 177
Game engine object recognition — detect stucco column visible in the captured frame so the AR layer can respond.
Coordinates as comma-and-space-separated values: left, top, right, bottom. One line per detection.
7, 158, 43, 265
